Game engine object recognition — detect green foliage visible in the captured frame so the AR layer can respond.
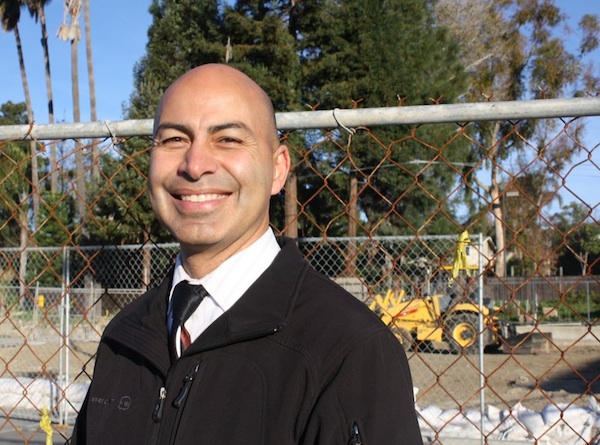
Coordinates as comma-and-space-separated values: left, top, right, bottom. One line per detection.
497, 290, 600, 323
127, 0, 225, 120
540, 289, 600, 322
552, 202, 600, 275
0, 101, 30, 247
104, 0, 600, 245
434, 1, 600, 278
300, 0, 466, 109
103, 0, 473, 243
34, 191, 75, 247
87, 145, 171, 246
497, 299, 524, 322
291, 0, 470, 236
223, 0, 302, 111
0, 100, 27, 125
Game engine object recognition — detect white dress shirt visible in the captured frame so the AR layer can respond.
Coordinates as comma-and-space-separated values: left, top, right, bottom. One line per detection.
168, 228, 281, 357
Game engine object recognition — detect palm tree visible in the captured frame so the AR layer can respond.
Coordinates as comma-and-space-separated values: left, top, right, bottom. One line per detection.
82, 0, 98, 180
26, 0, 58, 193
1, 0, 40, 223
1, 0, 40, 304
1, 1, 28, 110
58, 0, 88, 239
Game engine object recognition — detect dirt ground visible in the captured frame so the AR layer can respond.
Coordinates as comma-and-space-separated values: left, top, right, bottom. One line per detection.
1, 324, 599, 415
407, 343, 600, 412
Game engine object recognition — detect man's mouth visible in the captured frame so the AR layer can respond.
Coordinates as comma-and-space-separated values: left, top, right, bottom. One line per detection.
178, 193, 228, 203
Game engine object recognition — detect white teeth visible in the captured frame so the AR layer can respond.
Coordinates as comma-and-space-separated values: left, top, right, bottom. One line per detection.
180, 194, 226, 203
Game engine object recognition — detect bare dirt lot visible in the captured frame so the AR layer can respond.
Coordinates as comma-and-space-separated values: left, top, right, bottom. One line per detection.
1, 323, 598, 415
408, 343, 600, 412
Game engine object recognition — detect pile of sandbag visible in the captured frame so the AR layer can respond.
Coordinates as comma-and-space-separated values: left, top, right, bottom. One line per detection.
418, 397, 599, 444
0, 377, 88, 417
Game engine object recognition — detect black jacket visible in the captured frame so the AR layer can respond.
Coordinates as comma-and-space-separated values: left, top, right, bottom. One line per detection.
72, 238, 423, 444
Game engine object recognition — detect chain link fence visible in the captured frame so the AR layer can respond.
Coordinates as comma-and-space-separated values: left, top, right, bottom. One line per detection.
1, 100, 599, 444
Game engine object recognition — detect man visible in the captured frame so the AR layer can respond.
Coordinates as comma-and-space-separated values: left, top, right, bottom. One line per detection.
71, 64, 423, 444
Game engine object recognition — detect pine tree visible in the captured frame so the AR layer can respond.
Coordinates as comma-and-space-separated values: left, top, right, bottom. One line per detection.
0, 101, 30, 247
222, 0, 301, 112
128, 0, 224, 119
95, 0, 472, 244
295, 0, 470, 236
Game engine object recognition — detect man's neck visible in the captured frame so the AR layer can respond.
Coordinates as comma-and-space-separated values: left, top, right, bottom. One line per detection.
179, 228, 273, 279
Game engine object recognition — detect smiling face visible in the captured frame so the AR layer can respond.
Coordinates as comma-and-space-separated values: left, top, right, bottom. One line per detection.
149, 64, 290, 276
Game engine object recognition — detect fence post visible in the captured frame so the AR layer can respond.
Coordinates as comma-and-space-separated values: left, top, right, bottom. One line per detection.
477, 233, 485, 445
586, 280, 591, 323
58, 247, 71, 425
58, 248, 65, 424
65, 247, 71, 425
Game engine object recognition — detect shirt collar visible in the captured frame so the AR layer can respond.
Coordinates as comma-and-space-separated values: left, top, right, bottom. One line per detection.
171, 228, 281, 312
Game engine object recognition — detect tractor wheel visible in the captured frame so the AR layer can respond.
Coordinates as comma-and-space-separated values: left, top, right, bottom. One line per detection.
390, 325, 414, 351
445, 313, 479, 354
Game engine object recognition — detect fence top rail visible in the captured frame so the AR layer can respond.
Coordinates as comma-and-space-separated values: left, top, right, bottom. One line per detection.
1, 97, 599, 141
0, 235, 457, 253
0, 243, 181, 253
298, 235, 459, 242
0, 236, 458, 253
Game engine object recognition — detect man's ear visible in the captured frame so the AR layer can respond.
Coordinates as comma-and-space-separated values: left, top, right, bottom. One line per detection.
271, 144, 291, 195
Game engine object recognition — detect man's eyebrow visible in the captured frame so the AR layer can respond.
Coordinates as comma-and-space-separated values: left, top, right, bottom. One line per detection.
154, 121, 254, 138
208, 121, 253, 135
153, 122, 193, 137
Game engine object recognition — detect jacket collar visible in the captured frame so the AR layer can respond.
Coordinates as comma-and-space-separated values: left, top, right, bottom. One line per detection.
186, 237, 308, 353
102, 273, 173, 374
102, 238, 308, 373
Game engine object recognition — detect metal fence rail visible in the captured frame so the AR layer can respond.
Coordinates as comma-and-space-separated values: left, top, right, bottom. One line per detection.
1, 98, 599, 444
1, 97, 600, 139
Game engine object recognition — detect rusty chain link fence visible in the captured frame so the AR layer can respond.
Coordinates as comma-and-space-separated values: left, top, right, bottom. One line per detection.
1, 99, 599, 444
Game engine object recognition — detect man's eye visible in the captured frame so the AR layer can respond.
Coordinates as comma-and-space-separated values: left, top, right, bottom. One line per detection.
218, 137, 242, 145
157, 137, 189, 147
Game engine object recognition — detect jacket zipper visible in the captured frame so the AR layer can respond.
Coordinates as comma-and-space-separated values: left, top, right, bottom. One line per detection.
173, 362, 201, 408
152, 386, 167, 422
149, 385, 167, 445
165, 362, 202, 445
152, 362, 202, 444
348, 422, 363, 445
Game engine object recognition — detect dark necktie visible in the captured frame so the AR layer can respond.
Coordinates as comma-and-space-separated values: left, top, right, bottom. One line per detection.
170, 281, 208, 361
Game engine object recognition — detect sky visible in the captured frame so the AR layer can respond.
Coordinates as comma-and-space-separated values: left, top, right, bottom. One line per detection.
0, 0, 599, 214
0, 0, 153, 123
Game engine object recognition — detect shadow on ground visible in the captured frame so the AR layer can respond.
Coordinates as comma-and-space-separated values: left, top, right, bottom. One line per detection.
540, 357, 600, 395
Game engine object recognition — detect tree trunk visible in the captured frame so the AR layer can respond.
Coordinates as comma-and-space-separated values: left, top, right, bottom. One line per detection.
71, 32, 88, 239
346, 174, 358, 276
487, 122, 505, 278
284, 170, 298, 238
18, 199, 30, 309
38, 5, 58, 194
491, 165, 506, 278
83, 0, 99, 181
14, 25, 40, 228
142, 230, 152, 288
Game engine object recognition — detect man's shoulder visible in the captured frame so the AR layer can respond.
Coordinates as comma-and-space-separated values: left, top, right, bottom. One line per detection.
301, 266, 381, 323
271, 264, 397, 375
275, 238, 384, 331
104, 279, 169, 334
282, 264, 389, 349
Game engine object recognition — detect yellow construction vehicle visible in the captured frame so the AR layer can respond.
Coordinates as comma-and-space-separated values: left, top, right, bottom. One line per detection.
369, 288, 511, 354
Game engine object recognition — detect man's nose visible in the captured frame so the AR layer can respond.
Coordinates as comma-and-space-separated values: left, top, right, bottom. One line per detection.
179, 140, 218, 180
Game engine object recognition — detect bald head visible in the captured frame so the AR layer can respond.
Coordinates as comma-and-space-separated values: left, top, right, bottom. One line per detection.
154, 64, 279, 149
148, 63, 291, 275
